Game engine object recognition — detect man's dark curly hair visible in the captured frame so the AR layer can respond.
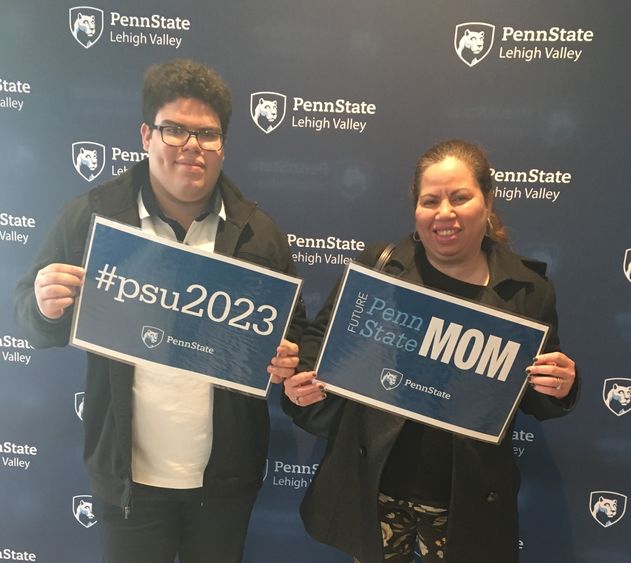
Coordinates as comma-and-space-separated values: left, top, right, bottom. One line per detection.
142, 59, 232, 134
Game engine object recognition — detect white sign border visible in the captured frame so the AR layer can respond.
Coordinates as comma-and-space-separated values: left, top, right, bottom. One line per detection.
70, 214, 303, 398
315, 261, 550, 443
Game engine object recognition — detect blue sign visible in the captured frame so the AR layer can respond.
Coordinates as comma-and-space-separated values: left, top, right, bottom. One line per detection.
316, 263, 549, 443
71, 216, 302, 397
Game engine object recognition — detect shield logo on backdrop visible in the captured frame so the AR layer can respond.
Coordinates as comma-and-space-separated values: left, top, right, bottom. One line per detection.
589, 491, 627, 528
69, 7, 104, 49
602, 378, 631, 417
454, 22, 496, 67
623, 249, 631, 282
250, 92, 287, 134
72, 142, 105, 182
380, 368, 404, 391
74, 392, 85, 421
262, 458, 269, 481
72, 495, 98, 528
141, 326, 164, 349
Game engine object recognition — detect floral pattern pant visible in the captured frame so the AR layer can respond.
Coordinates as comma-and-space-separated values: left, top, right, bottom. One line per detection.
374, 492, 448, 562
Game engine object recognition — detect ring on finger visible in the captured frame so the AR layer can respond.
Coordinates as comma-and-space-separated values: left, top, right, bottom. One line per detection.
555, 377, 562, 390
295, 395, 301, 406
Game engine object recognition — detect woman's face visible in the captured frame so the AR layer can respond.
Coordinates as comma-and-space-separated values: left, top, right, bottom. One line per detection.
415, 156, 490, 268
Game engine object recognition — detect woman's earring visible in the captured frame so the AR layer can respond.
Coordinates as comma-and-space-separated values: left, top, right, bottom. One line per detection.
486, 217, 493, 234
412, 231, 421, 242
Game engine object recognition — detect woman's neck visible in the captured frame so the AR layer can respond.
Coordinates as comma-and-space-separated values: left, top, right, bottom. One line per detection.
426, 250, 490, 286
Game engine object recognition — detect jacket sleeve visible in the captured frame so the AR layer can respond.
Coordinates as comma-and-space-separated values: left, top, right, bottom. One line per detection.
280, 241, 308, 347
14, 199, 91, 348
518, 280, 580, 420
283, 243, 388, 438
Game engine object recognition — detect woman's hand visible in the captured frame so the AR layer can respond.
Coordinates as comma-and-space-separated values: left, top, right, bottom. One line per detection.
526, 352, 576, 399
284, 371, 327, 407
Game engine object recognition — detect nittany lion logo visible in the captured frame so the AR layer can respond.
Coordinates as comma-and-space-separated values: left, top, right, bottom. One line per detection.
74, 392, 85, 421
250, 92, 287, 134
69, 7, 104, 49
72, 495, 98, 528
72, 142, 105, 182
603, 378, 631, 417
454, 23, 496, 67
623, 249, 631, 283
589, 491, 627, 528
380, 368, 404, 391
142, 326, 164, 349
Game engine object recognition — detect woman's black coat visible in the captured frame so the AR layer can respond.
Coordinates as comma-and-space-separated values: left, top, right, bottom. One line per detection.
285, 235, 578, 563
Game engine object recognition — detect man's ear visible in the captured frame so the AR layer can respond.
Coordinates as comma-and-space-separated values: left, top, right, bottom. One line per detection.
140, 123, 152, 151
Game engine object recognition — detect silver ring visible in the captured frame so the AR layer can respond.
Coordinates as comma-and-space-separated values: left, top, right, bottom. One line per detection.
555, 378, 562, 390
295, 396, 301, 406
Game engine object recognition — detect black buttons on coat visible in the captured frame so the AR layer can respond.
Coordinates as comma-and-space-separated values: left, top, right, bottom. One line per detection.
359, 446, 367, 457
486, 491, 499, 503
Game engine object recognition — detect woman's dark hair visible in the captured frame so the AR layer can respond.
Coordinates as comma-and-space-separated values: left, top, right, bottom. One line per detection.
142, 59, 232, 135
412, 139, 508, 242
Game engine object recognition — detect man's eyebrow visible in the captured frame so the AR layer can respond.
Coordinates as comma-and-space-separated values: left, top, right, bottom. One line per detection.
158, 120, 221, 132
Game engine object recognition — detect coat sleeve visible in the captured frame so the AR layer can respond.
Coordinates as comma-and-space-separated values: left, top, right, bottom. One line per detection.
278, 237, 308, 346
282, 243, 388, 438
14, 200, 90, 349
518, 280, 580, 420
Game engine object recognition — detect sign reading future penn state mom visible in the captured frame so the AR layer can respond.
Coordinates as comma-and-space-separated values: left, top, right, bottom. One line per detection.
71, 216, 302, 397
316, 263, 550, 443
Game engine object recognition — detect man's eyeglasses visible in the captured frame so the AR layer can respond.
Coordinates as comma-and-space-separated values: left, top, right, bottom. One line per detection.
149, 124, 224, 151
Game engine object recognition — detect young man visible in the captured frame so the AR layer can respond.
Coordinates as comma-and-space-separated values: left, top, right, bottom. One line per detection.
15, 59, 306, 563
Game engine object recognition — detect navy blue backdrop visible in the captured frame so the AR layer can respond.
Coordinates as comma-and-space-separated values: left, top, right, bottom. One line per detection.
1, 1, 630, 561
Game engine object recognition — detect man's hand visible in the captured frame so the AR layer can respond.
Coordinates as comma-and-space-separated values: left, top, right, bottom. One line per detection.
34, 263, 85, 320
267, 339, 300, 384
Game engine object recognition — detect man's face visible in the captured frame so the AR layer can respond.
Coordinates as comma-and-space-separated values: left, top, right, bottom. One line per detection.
140, 97, 224, 210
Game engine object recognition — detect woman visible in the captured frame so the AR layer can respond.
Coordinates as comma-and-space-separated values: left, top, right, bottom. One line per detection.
283, 139, 578, 563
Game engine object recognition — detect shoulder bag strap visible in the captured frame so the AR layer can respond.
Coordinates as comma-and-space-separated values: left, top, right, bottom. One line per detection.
374, 242, 395, 272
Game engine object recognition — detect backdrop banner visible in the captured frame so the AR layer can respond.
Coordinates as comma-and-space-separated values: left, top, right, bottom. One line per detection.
1, 1, 629, 562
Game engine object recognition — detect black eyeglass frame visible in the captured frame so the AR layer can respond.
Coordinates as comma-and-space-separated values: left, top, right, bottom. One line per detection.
149, 124, 225, 151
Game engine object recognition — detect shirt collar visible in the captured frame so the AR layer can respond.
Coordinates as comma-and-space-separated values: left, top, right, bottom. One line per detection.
394, 235, 546, 289
138, 180, 226, 225
483, 237, 546, 287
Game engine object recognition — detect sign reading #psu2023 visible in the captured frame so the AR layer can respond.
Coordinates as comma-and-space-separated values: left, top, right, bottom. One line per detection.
71, 216, 302, 397
316, 263, 549, 443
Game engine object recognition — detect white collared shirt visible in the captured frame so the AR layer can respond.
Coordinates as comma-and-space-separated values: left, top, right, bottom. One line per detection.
131, 189, 226, 489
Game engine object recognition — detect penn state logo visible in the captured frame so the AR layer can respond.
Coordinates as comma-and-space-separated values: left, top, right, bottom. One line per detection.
74, 392, 85, 421
380, 368, 403, 391
69, 7, 104, 49
250, 92, 287, 134
623, 249, 631, 283
454, 23, 496, 67
603, 378, 631, 417
589, 491, 627, 528
72, 495, 98, 528
72, 141, 105, 182
262, 458, 269, 481
142, 326, 164, 349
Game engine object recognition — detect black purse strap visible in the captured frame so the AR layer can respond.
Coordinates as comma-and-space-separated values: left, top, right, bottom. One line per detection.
374, 242, 395, 272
